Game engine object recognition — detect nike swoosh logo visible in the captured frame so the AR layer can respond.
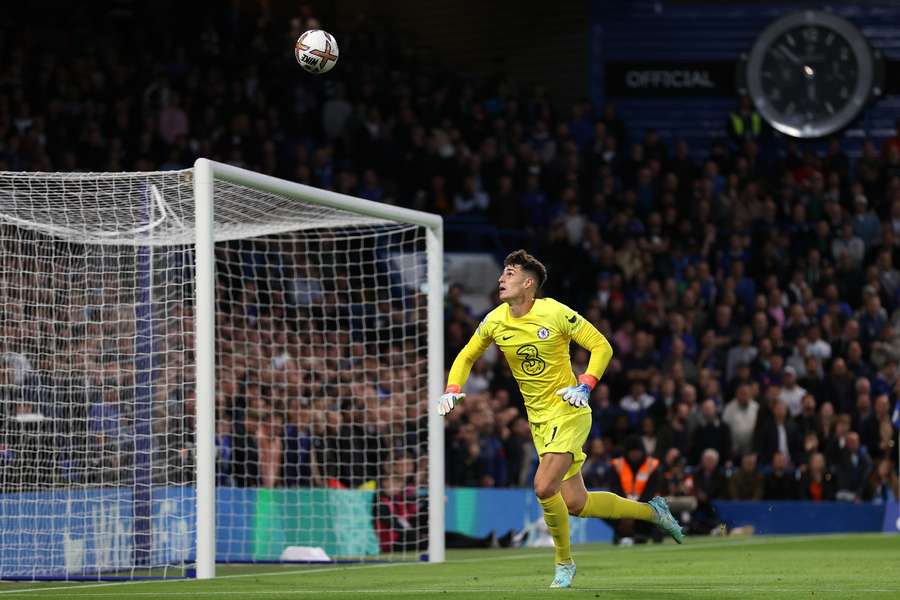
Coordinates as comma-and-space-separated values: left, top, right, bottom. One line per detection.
502, 335, 513, 340
567, 315, 577, 323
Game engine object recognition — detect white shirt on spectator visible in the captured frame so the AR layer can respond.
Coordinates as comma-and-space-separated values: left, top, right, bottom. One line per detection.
561, 212, 587, 246
778, 384, 807, 417
621, 391, 656, 415
831, 236, 865, 269
1, 352, 33, 385
726, 344, 757, 381
292, 277, 324, 306
722, 398, 759, 456
453, 190, 489, 214
808, 338, 832, 361
777, 423, 791, 463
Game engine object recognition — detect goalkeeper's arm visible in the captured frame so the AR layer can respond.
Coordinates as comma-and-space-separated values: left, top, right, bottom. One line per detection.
556, 320, 614, 408
438, 332, 491, 416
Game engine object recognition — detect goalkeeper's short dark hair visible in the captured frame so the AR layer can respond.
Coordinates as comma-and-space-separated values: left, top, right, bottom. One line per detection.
504, 250, 548, 289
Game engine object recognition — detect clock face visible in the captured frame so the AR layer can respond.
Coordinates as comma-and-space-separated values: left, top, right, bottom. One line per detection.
745, 11, 875, 138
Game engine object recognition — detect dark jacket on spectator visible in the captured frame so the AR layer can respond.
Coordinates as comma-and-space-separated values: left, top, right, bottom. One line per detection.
232, 420, 259, 488
833, 448, 873, 501
729, 468, 764, 500
799, 471, 837, 501
763, 469, 798, 500
693, 466, 729, 501
755, 419, 801, 466
689, 421, 732, 466
859, 415, 893, 460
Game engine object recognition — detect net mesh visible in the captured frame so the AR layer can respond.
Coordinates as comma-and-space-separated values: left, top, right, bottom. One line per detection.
0, 169, 431, 579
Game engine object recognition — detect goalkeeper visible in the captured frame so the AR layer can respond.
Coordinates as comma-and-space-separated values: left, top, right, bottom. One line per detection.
439, 250, 683, 589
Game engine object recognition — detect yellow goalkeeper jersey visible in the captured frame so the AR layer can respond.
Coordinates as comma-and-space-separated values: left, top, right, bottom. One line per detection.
447, 297, 613, 424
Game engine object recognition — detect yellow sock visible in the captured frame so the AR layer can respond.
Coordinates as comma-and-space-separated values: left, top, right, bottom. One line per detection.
577, 491, 654, 521
538, 492, 572, 564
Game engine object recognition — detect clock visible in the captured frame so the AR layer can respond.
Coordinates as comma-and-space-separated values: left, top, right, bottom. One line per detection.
739, 10, 883, 139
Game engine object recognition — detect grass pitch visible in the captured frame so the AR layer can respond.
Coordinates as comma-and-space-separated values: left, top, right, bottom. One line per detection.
1, 533, 897, 599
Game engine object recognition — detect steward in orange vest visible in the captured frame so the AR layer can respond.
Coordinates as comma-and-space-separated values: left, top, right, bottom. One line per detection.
609, 435, 662, 503
607, 435, 664, 543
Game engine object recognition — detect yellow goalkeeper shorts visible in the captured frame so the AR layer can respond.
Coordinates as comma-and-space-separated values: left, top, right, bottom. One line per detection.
529, 412, 592, 481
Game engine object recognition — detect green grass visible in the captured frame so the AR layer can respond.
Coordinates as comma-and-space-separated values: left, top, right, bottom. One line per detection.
1, 534, 898, 599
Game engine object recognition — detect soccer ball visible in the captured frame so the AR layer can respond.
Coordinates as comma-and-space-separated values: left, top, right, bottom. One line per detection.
294, 29, 339, 75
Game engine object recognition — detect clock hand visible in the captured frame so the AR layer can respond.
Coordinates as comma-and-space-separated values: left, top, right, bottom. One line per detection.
807, 80, 816, 102
778, 44, 802, 65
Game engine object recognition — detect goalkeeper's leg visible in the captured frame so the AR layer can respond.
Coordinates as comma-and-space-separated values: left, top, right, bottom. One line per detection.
561, 472, 684, 544
533, 452, 577, 588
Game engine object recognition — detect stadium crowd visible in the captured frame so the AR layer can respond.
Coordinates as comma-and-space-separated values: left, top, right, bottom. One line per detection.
0, 2, 899, 538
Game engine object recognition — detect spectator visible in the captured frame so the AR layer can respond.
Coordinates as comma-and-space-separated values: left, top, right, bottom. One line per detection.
453, 175, 490, 215
726, 95, 762, 146
796, 429, 821, 469
824, 414, 852, 466
763, 451, 798, 500
777, 366, 807, 417
656, 401, 691, 459
728, 452, 764, 500
282, 407, 314, 487
505, 416, 536, 487
806, 323, 833, 362
794, 394, 819, 441
216, 420, 235, 486
607, 435, 663, 543
863, 458, 899, 503
374, 466, 424, 553
853, 392, 872, 434
690, 448, 729, 534
870, 325, 900, 370
158, 94, 189, 145
322, 84, 352, 141
722, 384, 759, 459
725, 327, 757, 383
689, 398, 732, 466
640, 416, 659, 458
876, 250, 900, 300
851, 194, 880, 248
582, 437, 611, 489
620, 380, 656, 428
823, 359, 854, 414
470, 406, 508, 487
756, 399, 800, 467
799, 452, 836, 501
833, 432, 873, 502
255, 415, 283, 488
858, 288, 888, 347
846, 341, 874, 382
446, 423, 484, 486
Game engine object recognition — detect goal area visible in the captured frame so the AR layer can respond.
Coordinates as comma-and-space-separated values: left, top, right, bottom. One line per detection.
0, 159, 445, 580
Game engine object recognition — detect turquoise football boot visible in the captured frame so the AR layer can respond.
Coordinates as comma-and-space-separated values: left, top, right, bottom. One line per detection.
550, 561, 576, 588
649, 496, 685, 544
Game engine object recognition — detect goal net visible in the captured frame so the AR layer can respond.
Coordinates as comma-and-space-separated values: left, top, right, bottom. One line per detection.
0, 160, 444, 580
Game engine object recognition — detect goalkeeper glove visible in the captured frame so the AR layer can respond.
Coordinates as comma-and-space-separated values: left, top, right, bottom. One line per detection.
438, 385, 465, 416
555, 375, 598, 408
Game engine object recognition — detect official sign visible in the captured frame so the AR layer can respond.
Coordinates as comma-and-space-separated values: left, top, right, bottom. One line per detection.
605, 61, 736, 97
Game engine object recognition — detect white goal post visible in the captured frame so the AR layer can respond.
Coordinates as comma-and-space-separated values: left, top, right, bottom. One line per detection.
192, 159, 446, 578
0, 158, 444, 580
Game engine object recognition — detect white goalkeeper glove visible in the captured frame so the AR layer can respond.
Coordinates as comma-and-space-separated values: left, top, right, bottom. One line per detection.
438, 385, 465, 416
555, 375, 598, 409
